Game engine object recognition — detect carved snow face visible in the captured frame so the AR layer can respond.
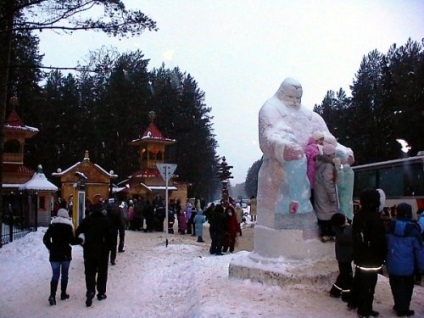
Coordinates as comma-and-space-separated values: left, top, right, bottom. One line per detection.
281, 84, 302, 107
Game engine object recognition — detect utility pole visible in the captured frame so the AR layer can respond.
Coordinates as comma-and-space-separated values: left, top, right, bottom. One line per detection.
0, 0, 16, 247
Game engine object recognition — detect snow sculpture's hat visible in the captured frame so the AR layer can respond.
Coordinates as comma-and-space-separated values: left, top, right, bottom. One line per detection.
312, 131, 324, 141
57, 208, 69, 218
323, 144, 336, 156
396, 202, 412, 219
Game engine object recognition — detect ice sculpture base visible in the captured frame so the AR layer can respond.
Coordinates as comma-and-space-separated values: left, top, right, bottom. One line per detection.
229, 250, 338, 288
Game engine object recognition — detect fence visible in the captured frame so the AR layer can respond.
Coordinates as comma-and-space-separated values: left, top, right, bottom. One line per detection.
1, 220, 37, 246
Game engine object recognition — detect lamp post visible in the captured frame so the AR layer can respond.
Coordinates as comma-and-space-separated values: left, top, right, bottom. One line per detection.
109, 170, 115, 199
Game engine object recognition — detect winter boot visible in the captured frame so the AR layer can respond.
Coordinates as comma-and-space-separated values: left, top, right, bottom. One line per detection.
48, 280, 58, 306
60, 280, 70, 300
86, 292, 95, 307
341, 291, 351, 303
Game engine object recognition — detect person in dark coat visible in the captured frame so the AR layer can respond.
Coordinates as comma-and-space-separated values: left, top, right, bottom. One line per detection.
134, 197, 144, 231
209, 204, 227, 255
348, 188, 387, 318
106, 198, 125, 265
143, 200, 154, 233
329, 212, 353, 302
76, 201, 115, 307
43, 208, 78, 306
386, 203, 424, 317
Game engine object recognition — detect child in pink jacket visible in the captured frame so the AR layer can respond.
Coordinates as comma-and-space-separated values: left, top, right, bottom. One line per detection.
305, 131, 324, 207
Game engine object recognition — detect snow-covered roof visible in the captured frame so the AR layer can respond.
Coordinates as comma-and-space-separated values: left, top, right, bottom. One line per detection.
19, 169, 58, 192
52, 161, 117, 178
148, 186, 177, 191
51, 162, 81, 176
139, 183, 177, 191
130, 122, 176, 144
4, 110, 39, 133
2, 184, 23, 188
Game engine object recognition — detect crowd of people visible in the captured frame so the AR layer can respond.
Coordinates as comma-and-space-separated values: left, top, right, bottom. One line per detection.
324, 188, 424, 318
304, 130, 424, 318
43, 194, 251, 308
43, 186, 424, 317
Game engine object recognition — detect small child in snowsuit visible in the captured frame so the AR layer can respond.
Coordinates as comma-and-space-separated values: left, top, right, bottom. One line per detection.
329, 212, 353, 302
194, 209, 206, 242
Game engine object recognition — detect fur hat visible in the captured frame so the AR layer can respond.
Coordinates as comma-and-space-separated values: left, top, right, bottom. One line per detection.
360, 188, 380, 210
57, 208, 69, 218
331, 212, 347, 227
312, 131, 324, 141
396, 203, 412, 219
323, 144, 336, 156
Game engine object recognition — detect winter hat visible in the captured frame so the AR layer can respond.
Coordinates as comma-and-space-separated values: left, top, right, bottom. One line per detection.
57, 208, 69, 218
312, 131, 325, 141
331, 212, 347, 227
360, 188, 380, 210
376, 189, 386, 212
396, 203, 412, 219
323, 144, 336, 156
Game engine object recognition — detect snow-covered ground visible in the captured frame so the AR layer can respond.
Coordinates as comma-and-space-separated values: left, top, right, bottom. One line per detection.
1, 227, 423, 318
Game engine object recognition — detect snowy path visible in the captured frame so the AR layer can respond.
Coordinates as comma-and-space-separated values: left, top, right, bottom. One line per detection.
1, 229, 424, 317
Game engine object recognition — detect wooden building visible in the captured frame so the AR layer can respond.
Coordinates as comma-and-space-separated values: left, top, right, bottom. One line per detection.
1, 108, 57, 227
52, 150, 117, 227
117, 111, 188, 204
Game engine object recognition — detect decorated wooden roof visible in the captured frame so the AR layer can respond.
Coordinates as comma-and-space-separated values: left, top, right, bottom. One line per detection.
4, 110, 39, 136
3, 163, 35, 175
130, 122, 176, 145
129, 168, 162, 179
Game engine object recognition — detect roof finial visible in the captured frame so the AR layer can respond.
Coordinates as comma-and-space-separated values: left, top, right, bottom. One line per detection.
148, 111, 156, 123
37, 164, 43, 173
84, 150, 90, 160
9, 96, 18, 110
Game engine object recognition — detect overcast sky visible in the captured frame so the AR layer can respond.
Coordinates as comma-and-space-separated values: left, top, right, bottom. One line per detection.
38, 0, 424, 185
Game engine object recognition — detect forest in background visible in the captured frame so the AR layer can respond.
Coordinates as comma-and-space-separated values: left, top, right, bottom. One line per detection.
1, 2, 423, 201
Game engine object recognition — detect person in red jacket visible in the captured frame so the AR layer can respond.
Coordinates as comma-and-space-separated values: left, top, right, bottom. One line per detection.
222, 205, 239, 253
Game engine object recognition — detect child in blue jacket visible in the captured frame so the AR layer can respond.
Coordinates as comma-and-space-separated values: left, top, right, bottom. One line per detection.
386, 203, 424, 317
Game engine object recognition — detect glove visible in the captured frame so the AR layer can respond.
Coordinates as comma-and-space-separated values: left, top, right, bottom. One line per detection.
78, 233, 85, 245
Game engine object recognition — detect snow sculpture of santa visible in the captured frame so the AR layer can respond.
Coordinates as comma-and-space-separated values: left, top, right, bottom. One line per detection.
258, 77, 354, 233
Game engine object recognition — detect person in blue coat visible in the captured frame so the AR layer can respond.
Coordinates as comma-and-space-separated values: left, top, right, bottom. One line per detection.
386, 203, 424, 317
194, 208, 206, 242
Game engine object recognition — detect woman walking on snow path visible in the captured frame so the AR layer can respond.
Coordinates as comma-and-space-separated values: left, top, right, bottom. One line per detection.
43, 208, 79, 306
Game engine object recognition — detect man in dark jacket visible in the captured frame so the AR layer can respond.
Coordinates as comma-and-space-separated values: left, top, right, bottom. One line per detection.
349, 188, 387, 318
76, 201, 114, 307
329, 212, 353, 302
386, 203, 424, 317
208, 204, 227, 255
106, 199, 125, 265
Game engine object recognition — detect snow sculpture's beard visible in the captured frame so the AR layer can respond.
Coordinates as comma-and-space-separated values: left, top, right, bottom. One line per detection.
280, 96, 301, 108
